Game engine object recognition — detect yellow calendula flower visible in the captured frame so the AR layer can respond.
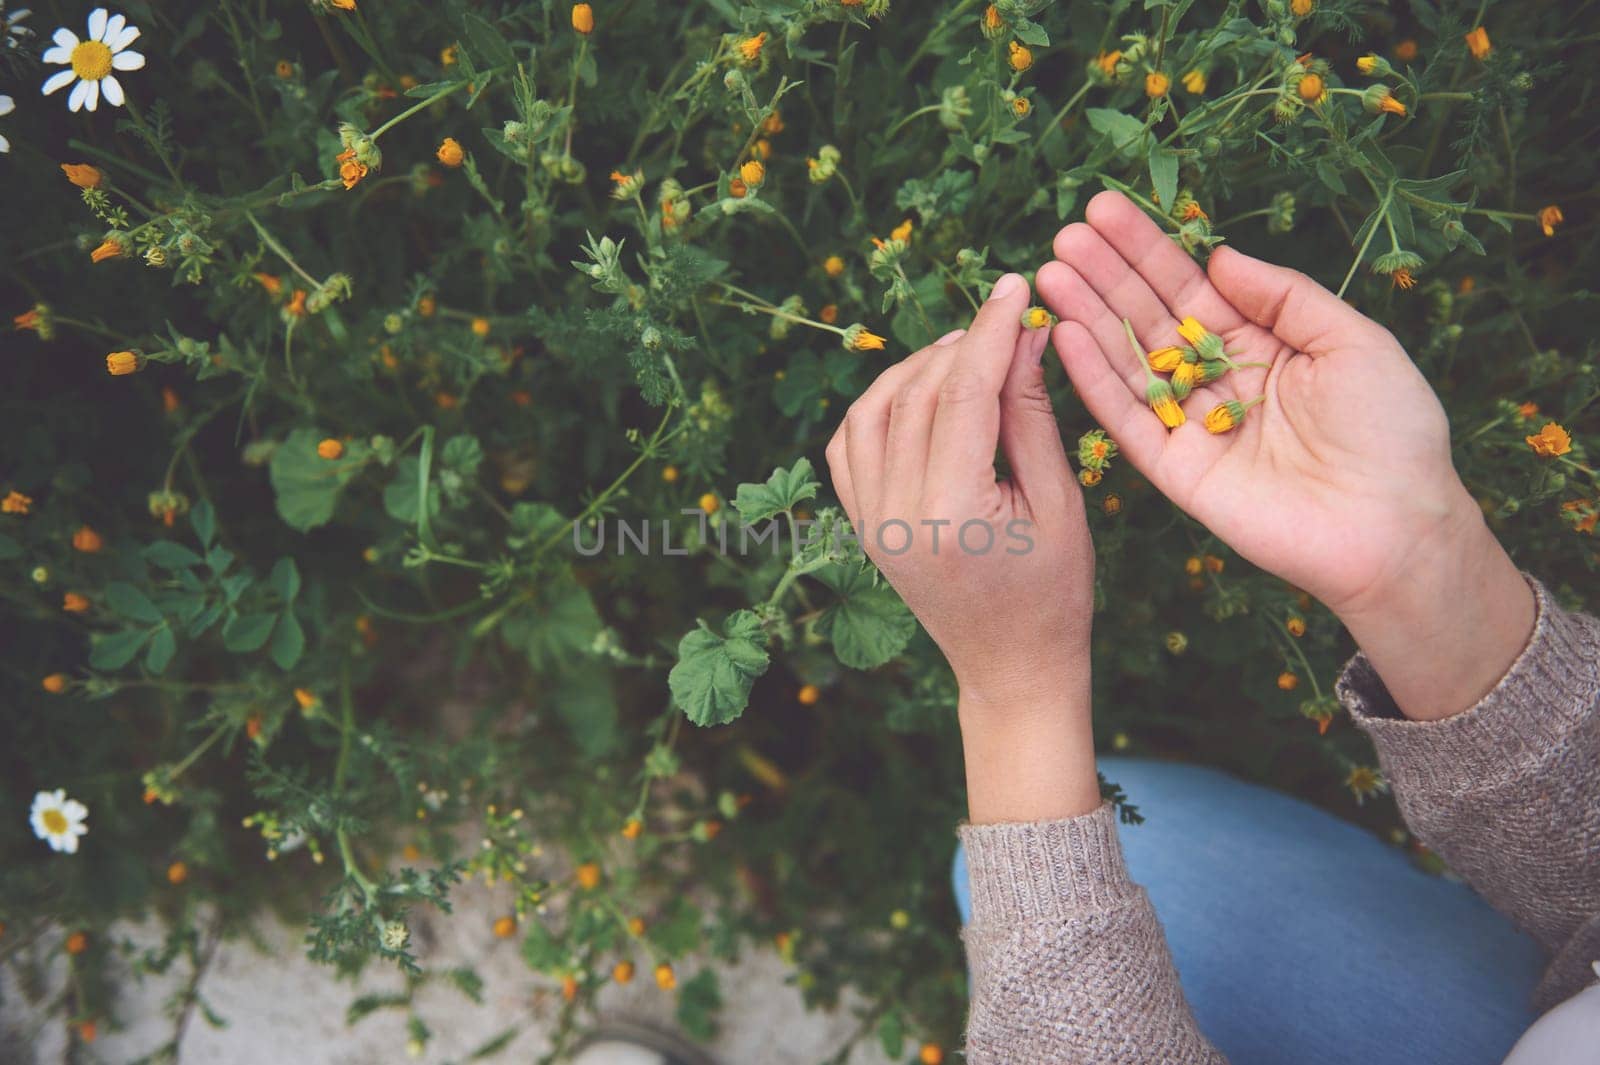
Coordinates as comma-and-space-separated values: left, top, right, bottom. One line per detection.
576, 862, 602, 889
294, 689, 320, 712
105, 350, 141, 375
90, 238, 127, 263
62, 592, 90, 613
1146, 346, 1186, 373
2, 490, 32, 514
655, 963, 676, 990
471, 317, 491, 337
823, 255, 845, 278
330, 0, 357, 10
1356, 54, 1379, 74
1394, 39, 1419, 62
317, 438, 344, 460
1078, 468, 1102, 487
1278, 672, 1299, 691
1176, 316, 1207, 347
613, 961, 635, 985
1170, 359, 1199, 400
1146, 71, 1170, 98
739, 159, 765, 188
1096, 50, 1122, 78
1464, 26, 1491, 60
844, 324, 886, 351
1011, 96, 1030, 117
1021, 307, 1056, 330
699, 492, 720, 515
436, 138, 464, 168
1390, 267, 1416, 290
738, 32, 767, 64
276, 59, 295, 79
1297, 72, 1326, 103
1525, 422, 1572, 458
72, 525, 104, 553
1538, 205, 1563, 237
1182, 69, 1206, 94
1291, 0, 1313, 15
336, 147, 368, 190
61, 163, 103, 189
571, 3, 594, 35
890, 218, 914, 243
819, 303, 838, 324
1203, 397, 1264, 434
1147, 379, 1185, 428
1008, 41, 1033, 73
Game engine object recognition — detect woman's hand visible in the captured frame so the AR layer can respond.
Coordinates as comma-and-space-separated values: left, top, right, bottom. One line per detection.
1042, 190, 1534, 721
826, 274, 1101, 821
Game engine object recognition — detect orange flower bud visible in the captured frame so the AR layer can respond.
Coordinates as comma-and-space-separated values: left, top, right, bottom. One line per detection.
436, 138, 465, 168
61, 163, 104, 189
72, 526, 104, 553
317, 438, 345, 460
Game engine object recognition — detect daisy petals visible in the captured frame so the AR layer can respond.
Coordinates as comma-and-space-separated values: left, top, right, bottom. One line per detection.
41, 44, 71, 64
69, 78, 95, 112
88, 7, 108, 41
104, 13, 125, 42
100, 75, 123, 107
52, 26, 78, 49
41, 68, 76, 96
112, 49, 144, 71
0, 95, 14, 116
0, 134, 10, 154
110, 24, 139, 51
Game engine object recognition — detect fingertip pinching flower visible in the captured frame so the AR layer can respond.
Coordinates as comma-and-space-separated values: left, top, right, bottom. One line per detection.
41, 8, 145, 113
31, 788, 89, 854
1021, 306, 1056, 330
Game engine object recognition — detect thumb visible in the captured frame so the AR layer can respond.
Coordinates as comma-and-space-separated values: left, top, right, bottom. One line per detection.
999, 324, 1072, 504
1208, 246, 1386, 356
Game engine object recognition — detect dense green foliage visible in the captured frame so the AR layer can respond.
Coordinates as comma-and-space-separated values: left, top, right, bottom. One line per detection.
2, 0, 1596, 1059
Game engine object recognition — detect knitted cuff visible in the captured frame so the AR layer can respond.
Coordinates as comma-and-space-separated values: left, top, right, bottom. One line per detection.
1337, 576, 1599, 793
958, 803, 1143, 925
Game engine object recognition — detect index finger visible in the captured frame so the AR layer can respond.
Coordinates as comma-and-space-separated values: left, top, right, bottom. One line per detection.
923, 272, 1032, 491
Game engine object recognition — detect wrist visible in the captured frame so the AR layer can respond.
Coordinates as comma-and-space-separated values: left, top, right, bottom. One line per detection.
1334, 492, 1535, 721
957, 665, 1100, 824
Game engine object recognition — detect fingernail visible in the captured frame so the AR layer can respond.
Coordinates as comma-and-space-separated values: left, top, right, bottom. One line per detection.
988, 273, 1022, 301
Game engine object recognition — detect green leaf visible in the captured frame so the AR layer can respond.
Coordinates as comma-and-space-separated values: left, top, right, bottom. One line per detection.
270, 428, 363, 532
105, 581, 163, 623
223, 612, 277, 653
190, 500, 216, 546
676, 970, 721, 1041
459, 12, 514, 68
500, 573, 602, 672
441, 434, 485, 478
733, 458, 820, 524
0, 532, 21, 560
878, 1012, 905, 1059
649, 899, 703, 955
669, 610, 771, 726
144, 541, 204, 569
549, 669, 619, 757
90, 628, 152, 671
145, 626, 177, 674
1086, 107, 1149, 156
1148, 147, 1179, 221
383, 456, 442, 524
270, 611, 306, 670
268, 557, 301, 601
1012, 18, 1049, 46
816, 565, 917, 670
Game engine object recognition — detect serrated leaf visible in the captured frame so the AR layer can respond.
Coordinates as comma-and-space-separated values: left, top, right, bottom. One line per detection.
733, 458, 819, 524
669, 611, 770, 726
223, 613, 276, 653
105, 581, 163, 623
270, 611, 306, 670
90, 628, 152, 671
816, 565, 917, 669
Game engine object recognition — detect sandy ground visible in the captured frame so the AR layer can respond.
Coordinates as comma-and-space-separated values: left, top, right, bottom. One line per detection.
0, 874, 896, 1065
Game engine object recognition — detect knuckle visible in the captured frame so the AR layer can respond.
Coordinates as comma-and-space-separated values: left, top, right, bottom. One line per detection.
890, 380, 935, 419
937, 368, 985, 406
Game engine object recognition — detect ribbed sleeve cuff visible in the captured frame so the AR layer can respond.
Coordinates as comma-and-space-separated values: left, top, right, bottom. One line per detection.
1336, 576, 1600, 793
957, 803, 1143, 925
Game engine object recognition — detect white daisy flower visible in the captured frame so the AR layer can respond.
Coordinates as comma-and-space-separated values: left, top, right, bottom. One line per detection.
2, 5, 33, 50
30, 788, 90, 854
40, 7, 144, 113
0, 95, 13, 153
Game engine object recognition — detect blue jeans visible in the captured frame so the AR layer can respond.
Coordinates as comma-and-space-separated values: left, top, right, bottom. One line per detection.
952, 758, 1546, 1065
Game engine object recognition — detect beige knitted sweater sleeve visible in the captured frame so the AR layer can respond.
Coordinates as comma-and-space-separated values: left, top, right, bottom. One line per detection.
958, 579, 1600, 1062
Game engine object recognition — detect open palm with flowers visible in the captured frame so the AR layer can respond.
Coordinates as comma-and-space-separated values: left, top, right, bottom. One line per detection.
1041, 190, 1534, 721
